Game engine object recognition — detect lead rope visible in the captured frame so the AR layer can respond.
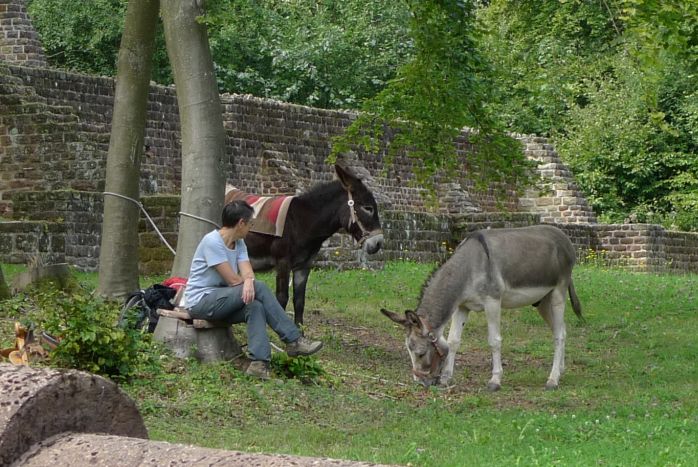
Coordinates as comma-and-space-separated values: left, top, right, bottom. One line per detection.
103, 192, 220, 256
179, 211, 221, 229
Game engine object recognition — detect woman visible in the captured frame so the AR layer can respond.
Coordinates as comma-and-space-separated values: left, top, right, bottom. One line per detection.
184, 200, 323, 379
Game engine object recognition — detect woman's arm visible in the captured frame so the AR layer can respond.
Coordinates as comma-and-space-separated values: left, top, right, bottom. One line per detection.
212, 260, 256, 304
238, 260, 255, 282
238, 260, 255, 304
214, 261, 245, 286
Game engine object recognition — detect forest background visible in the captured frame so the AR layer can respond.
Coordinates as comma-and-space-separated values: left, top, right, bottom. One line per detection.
27, 0, 698, 231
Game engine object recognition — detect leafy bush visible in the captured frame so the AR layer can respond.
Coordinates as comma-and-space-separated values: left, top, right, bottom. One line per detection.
557, 54, 698, 230
6, 286, 158, 381
271, 353, 326, 384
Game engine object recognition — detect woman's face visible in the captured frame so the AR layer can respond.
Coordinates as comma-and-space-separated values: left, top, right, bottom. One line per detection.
237, 217, 252, 238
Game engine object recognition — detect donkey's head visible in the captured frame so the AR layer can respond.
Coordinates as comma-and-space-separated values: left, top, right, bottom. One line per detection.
381, 308, 449, 387
335, 164, 383, 254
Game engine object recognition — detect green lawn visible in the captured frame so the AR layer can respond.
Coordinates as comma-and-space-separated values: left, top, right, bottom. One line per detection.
2, 262, 696, 466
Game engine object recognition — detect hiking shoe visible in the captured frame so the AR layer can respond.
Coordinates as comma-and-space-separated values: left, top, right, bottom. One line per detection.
286, 336, 323, 357
245, 360, 271, 380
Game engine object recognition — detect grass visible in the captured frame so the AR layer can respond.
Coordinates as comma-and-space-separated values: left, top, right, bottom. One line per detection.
1, 261, 697, 466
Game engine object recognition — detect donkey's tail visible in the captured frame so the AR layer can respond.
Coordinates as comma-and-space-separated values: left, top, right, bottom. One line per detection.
568, 279, 585, 323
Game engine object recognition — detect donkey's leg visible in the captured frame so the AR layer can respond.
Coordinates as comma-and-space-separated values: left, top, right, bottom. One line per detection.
484, 299, 503, 392
537, 289, 567, 390
440, 307, 469, 386
292, 268, 311, 326
275, 261, 291, 311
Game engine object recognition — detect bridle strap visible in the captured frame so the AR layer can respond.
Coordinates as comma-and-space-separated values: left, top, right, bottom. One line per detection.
418, 316, 446, 357
346, 190, 382, 245
411, 316, 447, 379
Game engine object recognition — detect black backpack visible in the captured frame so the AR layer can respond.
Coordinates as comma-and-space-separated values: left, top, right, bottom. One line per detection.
119, 284, 177, 332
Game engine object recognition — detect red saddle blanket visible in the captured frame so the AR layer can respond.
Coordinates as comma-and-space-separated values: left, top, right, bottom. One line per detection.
225, 187, 294, 237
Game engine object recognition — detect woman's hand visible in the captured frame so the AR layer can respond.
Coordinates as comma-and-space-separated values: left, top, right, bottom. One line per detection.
241, 278, 255, 304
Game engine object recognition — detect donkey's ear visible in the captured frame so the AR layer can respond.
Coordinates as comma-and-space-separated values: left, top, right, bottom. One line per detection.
381, 308, 409, 327
404, 310, 422, 329
335, 163, 359, 191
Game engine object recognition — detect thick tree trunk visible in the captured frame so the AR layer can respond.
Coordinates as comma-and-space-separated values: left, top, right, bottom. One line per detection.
161, 0, 227, 277
0, 265, 10, 300
97, 0, 160, 299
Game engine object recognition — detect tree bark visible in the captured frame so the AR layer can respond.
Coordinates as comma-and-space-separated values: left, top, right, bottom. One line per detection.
0, 265, 10, 300
97, 0, 160, 299
161, 0, 227, 277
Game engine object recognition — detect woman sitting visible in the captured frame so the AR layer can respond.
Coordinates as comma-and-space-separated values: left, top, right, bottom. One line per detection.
184, 200, 323, 379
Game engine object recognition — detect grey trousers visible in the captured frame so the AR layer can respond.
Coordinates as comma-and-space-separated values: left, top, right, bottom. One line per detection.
189, 281, 301, 362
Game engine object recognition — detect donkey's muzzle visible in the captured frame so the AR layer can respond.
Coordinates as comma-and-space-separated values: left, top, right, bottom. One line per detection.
412, 372, 439, 388
362, 231, 384, 254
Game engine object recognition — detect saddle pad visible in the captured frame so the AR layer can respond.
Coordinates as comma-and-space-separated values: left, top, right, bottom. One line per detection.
225, 187, 294, 237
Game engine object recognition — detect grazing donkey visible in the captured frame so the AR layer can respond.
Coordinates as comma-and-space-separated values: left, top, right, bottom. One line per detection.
382, 224, 583, 391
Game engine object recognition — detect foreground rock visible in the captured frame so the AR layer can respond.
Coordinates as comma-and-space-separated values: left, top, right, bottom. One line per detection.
0, 364, 397, 466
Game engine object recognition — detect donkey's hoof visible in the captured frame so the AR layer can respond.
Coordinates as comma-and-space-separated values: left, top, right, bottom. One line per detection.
486, 382, 501, 392
545, 381, 559, 391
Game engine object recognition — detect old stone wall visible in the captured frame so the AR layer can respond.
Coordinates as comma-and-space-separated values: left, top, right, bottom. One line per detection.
2, 65, 698, 273
0, 63, 523, 216
0, 219, 64, 264
592, 224, 698, 272
7, 190, 693, 275
518, 136, 597, 225
10, 190, 102, 270
0, 0, 46, 67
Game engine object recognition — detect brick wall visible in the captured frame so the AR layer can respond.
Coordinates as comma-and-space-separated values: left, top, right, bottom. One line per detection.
519, 136, 597, 225
3, 190, 698, 274
592, 224, 698, 273
0, 220, 64, 264
1, 65, 526, 217
0, 0, 47, 68
10, 190, 103, 270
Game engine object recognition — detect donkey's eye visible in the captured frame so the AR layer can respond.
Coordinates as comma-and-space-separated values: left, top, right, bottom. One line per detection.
361, 205, 375, 216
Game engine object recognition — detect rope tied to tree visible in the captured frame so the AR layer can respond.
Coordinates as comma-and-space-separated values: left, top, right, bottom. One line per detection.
103, 192, 221, 257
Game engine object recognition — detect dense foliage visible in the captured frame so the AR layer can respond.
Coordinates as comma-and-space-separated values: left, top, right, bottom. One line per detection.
28, 0, 409, 109
27, 0, 698, 229
27, 0, 171, 82
479, 0, 698, 229
204, 0, 411, 109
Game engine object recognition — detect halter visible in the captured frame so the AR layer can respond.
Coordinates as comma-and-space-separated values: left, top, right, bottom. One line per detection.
411, 316, 448, 380
346, 190, 383, 245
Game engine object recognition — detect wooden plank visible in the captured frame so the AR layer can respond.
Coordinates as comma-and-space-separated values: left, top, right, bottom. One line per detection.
158, 308, 229, 329
157, 308, 192, 320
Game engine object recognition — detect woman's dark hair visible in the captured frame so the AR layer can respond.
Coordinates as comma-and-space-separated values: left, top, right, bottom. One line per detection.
221, 200, 254, 228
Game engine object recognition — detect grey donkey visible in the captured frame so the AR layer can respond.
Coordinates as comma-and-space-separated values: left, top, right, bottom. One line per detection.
382, 224, 584, 391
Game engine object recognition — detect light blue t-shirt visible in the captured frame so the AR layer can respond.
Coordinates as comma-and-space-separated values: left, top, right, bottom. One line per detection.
184, 230, 250, 308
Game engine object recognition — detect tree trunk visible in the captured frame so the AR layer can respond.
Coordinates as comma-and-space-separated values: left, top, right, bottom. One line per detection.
0, 265, 10, 300
96, 0, 160, 299
161, 0, 227, 277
